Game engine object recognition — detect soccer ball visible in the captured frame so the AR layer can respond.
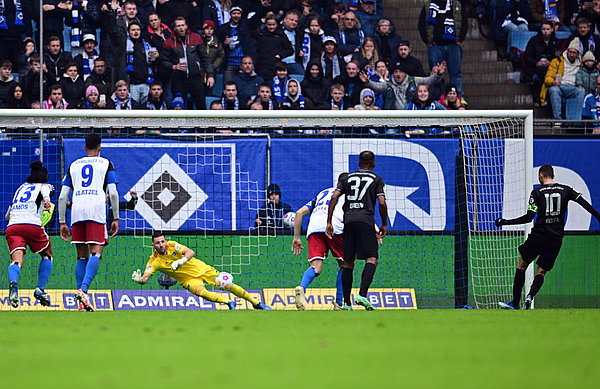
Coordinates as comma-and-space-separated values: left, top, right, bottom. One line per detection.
215, 272, 234, 290
283, 212, 296, 227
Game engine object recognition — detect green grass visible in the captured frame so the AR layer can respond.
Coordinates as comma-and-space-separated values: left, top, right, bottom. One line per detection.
2, 310, 599, 389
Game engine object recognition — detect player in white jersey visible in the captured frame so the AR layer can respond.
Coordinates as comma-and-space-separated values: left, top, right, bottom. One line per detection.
4, 161, 55, 308
58, 133, 119, 312
292, 173, 349, 310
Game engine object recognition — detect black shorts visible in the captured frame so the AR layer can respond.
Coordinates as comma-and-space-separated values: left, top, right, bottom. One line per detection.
518, 233, 563, 271
343, 221, 378, 261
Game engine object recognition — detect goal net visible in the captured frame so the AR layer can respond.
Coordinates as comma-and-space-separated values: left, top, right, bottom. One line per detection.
0, 110, 532, 311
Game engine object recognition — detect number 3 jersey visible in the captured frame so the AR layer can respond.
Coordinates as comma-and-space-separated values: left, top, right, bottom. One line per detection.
62, 156, 118, 225
7, 183, 54, 227
336, 169, 385, 224
528, 183, 581, 238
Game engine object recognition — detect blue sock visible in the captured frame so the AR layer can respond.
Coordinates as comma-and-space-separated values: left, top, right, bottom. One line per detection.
8, 263, 21, 284
37, 257, 53, 290
76, 258, 88, 290
81, 255, 100, 293
300, 267, 317, 291
335, 268, 344, 306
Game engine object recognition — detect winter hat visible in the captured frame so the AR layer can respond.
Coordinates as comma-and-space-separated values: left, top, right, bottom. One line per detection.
83, 34, 97, 44
267, 183, 281, 197
172, 93, 185, 109
391, 61, 409, 73
445, 83, 458, 95
86, 85, 99, 97
567, 37, 581, 53
363, 89, 374, 99
202, 20, 215, 29
231, 6, 243, 13
582, 50, 596, 63
322, 36, 337, 46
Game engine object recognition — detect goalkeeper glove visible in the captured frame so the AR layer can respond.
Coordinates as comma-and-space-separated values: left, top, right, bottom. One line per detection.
495, 218, 506, 227
132, 269, 144, 284
171, 258, 187, 271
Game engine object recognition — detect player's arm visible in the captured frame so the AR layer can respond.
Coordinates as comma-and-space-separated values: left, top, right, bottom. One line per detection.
58, 185, 72, 241
132, 269, 151, 285
326, 190, 342, 239
377, 194, 388, 238
40, 184, 52, 210
292, 205, 311, 255
107, 183, 119, 238
496, 191, 537, 227
171, 246, 194, 270
574, 195, 600, 221
5, 205, 11, 222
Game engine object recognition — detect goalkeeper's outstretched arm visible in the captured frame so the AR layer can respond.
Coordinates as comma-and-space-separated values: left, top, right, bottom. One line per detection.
132, 269, 151, 285
495, 210, 536, 227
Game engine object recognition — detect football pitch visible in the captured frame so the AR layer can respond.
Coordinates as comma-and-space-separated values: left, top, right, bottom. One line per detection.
2, 310, 598, 389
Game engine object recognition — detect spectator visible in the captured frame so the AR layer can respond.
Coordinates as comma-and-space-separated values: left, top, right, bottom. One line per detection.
333, 60, 367, 106
0, 60, 18, 107
576, 51, 599, 95
297, 0, 315, 30
301, 60, 331, 108
112, 21, 158, 105
373, 18, 403, 67
106, 79, 144, 109
15, 38, 36, 80
542, 38, 585, 121
250, 100, 263, 109
101, 0, 144, 68
232, 55, 265, 108
42, 84, 68, 109
369, 59, 388, 108
498, 0, 532, 36
581, 74, 600, 134
85, 57, 113, 101
248, 0, 284, 33
22, 55, 47, 103
336, 11, 365, 60
78, 85, 107, 109
355, 0, 378, 37
217, 6, 257, 82
4, 83, 30, 109
391, 39, 427, 77
44, 35, 73, 84
278, 78, 314, 109
147, 12, 172, 49
73, 34, 100, 81
42, 0, 69, 46
0, 0, 33, 66
352, 36, 379, 77
161, 17, 215, 110
201, 20, 225, 79
320, 36, 345, 80
363, 60, 447, 110
64, 0, 100, 56
418, 0, 468, 95
210, 100, 224, 109
405, 83, 447, 110
324, 83, 349, 109
157, 0, 198, 31
428, 62, 447, 101
146, 80, 170, 110
577, 0, 600, 32
203, 0, 233, 28
524, 21, 560, 100
300, 14, 326, 70
271, 62, 290, 103
59, 61, 86, 107
438, 82, 467, 109
568, 17, 600, 62
530, 0, 570, 32
255, 183, 294, 235
323, 2, 346, 36
221, 81, 241, 109
253, 82, 277, 110
281, 10, 304, 75
171, 92, 185, 109
353, 87, 379, 110
255, 12, 294, 81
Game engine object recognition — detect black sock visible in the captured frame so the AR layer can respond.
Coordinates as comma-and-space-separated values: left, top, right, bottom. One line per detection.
528, 274, 545, 298
359, 263, 377, 297
342, 268, 353, 305
513, 268, 526, 306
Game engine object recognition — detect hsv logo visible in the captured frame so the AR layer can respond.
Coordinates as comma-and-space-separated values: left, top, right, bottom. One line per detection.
333, 140, 447, 230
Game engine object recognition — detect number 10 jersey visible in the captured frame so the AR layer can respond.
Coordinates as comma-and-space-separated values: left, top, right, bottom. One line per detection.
528, 183, 581, 238
62, 156, 118, 225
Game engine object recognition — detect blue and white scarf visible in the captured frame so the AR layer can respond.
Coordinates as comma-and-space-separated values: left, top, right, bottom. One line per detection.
125, 36, 155, 84
442, 18, 456, 41
321, 53, 342, 79
580, 36, 595, 58
115, 96, 132, 110
0, 0, 24, 29
544, 0, 559, 23
287, 94, 306, 109
339, 30, 364, 50
592, 91, 600, 120
272, 75, 288, 102
146, 98, 168, 110
214, 0, 230, 26
330, 98, 344, 110
302, 33, 311, 69
221, 96, 240, 110
81, 49, 98, 80
71, 2, 81, 48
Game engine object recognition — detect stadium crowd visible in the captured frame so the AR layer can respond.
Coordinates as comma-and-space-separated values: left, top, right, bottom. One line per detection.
0, 0, 470, 112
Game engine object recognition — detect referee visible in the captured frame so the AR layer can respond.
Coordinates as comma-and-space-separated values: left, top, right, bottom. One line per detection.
496, 164, 600, 309
326, 151, 388, 310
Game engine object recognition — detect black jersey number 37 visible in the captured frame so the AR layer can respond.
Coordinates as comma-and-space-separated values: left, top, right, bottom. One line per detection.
347, 176, 374, 201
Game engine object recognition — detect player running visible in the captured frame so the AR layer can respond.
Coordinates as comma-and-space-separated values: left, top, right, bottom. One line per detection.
131, 231, 271, 310
292, 173, 349, 310
5, 161, 55, 308
326, 151, 387, 311
58, 133, 119, 312
496, 164, 600, 310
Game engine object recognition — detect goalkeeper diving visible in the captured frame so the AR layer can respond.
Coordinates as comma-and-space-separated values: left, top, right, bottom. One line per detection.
132, 231, 271, 310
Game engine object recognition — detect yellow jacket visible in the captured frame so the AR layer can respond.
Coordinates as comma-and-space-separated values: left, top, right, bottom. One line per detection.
541, 53, 582, 105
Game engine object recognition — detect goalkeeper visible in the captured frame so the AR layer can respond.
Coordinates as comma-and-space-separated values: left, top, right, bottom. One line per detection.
131, 231, 271, 310
496, 164, 600, 310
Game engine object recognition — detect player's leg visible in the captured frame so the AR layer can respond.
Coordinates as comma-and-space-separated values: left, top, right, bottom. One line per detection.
184, 278, 236, 309
5, 226, 27, 308
331, 234, 347, 309
30, 226, 53, 306
354, 223, 378, 310
295, 234, 327, 310
81, 243, 104, 293
524, 240, 559, 309
205, 267, 270, 310
342, 224, 358, 310
499, 256, 530, 310
75, 244, 90, 291
524, 267, 547, 309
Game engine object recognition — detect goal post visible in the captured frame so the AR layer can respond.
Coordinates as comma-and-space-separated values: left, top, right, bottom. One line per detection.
0, 109, 533, 310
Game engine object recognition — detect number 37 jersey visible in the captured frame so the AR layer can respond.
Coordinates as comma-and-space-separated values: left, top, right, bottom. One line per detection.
337, 169, 385, 224
62, 156, 118, 225
529, 183, 581, 238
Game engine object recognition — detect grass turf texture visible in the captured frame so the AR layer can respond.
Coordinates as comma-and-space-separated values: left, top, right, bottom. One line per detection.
2, 310, 598, 389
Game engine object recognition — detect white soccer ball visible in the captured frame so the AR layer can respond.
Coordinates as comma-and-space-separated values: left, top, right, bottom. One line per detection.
215, 272, 234, 290
283, 212, 296, 227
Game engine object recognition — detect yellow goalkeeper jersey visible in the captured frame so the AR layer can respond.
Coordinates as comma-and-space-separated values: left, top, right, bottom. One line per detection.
144, 240, 212, 283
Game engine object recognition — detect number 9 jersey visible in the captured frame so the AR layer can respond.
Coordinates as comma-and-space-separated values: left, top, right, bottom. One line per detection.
62, 156, 118, 225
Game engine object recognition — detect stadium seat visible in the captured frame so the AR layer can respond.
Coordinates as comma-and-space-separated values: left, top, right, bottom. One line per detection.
290, 74, 304, 84
206, 96, 220, 108
507, 31, 537, 68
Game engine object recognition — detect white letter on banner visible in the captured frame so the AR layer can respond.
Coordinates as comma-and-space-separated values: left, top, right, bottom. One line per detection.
118, 295, 134, 308
134, 296, 147, 307
148, 296, 162, 307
